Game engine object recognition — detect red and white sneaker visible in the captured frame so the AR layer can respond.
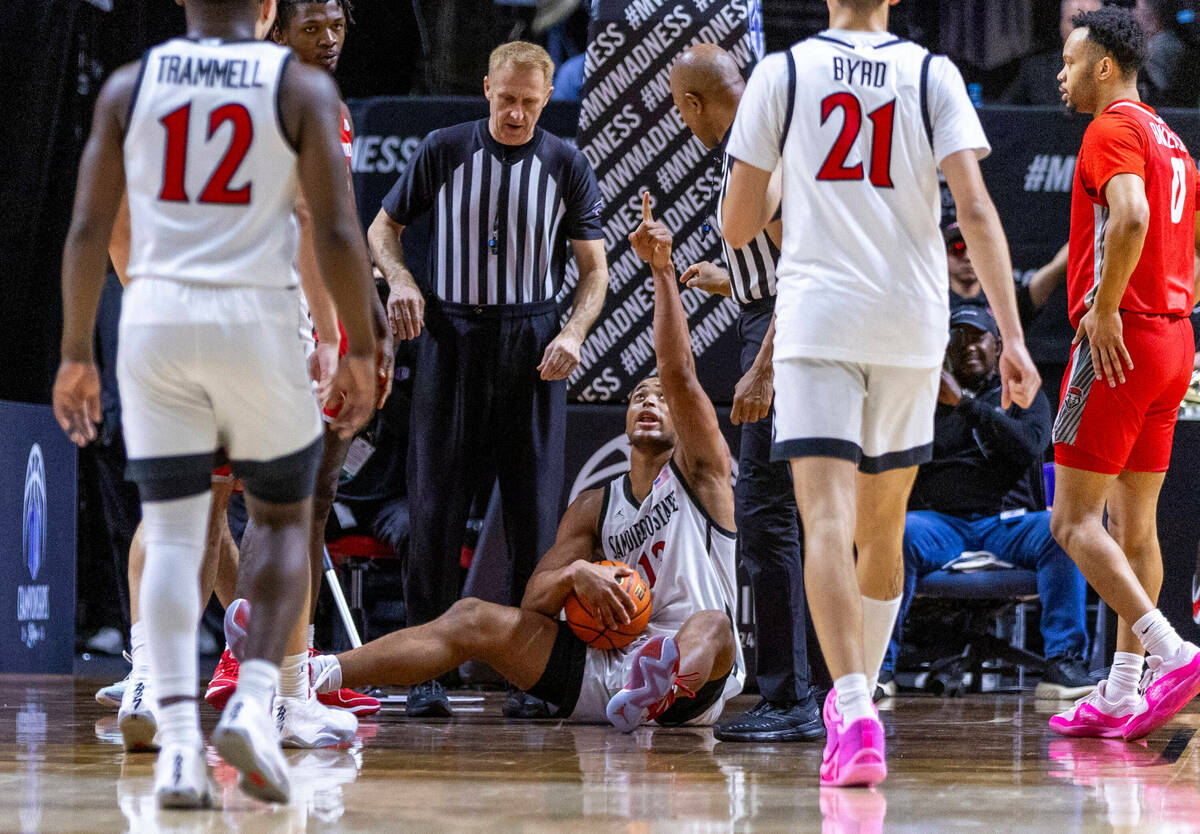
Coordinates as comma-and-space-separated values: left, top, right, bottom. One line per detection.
205, 649, 240, 712
1122, 642, 1200, 741
820, 689, 887, 788
1048, 680, 1142, 738
606, 635, 696, 733
308, 648, 381, 717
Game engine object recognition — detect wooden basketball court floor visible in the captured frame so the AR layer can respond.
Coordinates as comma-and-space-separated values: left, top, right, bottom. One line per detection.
2, 675, 1198, 832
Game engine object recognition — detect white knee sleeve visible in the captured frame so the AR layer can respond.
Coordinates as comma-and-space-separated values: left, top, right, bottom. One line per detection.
139, 492, 211, 701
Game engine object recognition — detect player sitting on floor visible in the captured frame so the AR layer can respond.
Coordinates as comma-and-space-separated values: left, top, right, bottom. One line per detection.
308, 193, 744, 729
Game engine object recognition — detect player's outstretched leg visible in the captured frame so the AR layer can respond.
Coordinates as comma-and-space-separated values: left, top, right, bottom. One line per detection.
310, 597, 563, 711
606, 610, 735, 733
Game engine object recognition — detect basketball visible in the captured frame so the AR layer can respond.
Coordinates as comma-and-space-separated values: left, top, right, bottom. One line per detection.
564, 560, 652, 650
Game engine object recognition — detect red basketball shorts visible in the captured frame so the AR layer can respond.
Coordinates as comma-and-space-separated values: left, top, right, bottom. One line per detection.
1053, 311, 1193, 474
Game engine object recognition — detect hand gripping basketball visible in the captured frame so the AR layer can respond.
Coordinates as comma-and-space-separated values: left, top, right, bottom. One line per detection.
565, 561, 652, 650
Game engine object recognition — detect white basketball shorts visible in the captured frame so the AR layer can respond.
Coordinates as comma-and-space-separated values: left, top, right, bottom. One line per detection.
117, 277, 322, 501
771, 357, 940, 473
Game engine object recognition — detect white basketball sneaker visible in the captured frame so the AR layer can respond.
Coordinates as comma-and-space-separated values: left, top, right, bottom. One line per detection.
118, 671, 159, 753
95, 653, 133, 708
275, 690, 358, 748
154, 743, 211, 809
213, 692, 291, 804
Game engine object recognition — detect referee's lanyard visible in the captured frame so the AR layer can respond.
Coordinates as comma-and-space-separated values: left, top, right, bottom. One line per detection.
489, 215, 502, 256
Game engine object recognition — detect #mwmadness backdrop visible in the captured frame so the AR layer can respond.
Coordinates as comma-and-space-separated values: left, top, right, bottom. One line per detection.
566, 0, 764, 404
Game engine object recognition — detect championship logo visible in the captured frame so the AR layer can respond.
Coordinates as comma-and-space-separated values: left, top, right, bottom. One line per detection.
19, 444, 49, 649
23, 444, 45, 583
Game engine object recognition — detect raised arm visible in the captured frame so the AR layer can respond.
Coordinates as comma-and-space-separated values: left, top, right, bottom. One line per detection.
629, 193, 734, 530
520, 489, 637, 628
1029, 241, 1069, 309
539, 237, 609, 381
940, 149, 1040, 408
54, 62, 139, 446
280, 59, 377, 436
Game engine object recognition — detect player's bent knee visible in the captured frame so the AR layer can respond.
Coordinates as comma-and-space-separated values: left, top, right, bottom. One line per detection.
687, 610, 735, 647
443, 597, 506, 645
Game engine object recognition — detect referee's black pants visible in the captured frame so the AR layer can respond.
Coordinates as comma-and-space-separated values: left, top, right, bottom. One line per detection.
405, 298, 565, 627
735, 296, 813, 703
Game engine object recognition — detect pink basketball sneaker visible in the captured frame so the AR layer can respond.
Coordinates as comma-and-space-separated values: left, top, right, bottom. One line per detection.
1122, 642, 1200, 741
820, 689, 887, 788
1048, 680, 1142, 738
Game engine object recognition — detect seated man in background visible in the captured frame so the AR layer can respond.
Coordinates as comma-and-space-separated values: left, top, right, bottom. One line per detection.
881, 307, 1093, 700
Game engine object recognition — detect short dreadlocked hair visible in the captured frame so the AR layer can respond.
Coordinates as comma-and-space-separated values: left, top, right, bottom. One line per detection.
272, 0, 355, 40
1072, 6, 1148, 76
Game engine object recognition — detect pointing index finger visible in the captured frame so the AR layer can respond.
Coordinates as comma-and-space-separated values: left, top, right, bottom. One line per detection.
642, 191, 652, 222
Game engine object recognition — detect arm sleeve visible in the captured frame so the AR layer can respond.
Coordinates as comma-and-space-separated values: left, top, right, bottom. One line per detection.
725, 53, 788, 173
564, 149, 604, 241
381, 131, 440, 225
1077, 116, 1146, 205
928, 55, 991, 165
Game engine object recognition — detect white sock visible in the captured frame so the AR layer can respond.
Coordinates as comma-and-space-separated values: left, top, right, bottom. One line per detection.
237, 659, 280, 710
307, 624, 315, 652
130, 620, 149, 676
278, 651, 309, 700
861, 595, 902, 695
1132, 609, 1183, 660
139, 493, 211, 744
834, 674, 874, 724
157, 698, 202, 748
1106, 651, 1144, 701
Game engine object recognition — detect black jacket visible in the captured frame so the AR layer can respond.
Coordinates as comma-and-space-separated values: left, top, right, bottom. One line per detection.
908, 373, 1052, 517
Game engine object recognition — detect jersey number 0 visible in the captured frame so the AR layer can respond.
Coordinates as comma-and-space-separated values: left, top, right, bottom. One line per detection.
158, 102, 254, 205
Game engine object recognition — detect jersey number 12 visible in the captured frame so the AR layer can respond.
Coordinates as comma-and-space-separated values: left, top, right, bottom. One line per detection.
158, 102, 254, 205
816, 93, 896, 188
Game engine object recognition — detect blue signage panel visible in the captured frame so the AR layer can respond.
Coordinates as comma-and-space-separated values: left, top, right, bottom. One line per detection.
0, 402, 76, 674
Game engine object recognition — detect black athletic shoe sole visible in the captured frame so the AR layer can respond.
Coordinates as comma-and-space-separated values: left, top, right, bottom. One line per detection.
406, 698, 453, 718
713, 720, 827, 743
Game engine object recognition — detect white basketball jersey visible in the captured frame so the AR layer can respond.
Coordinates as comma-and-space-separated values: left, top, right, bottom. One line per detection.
124, 38, 299, 289
599, 460, 745, 686
727, 31, 990, 368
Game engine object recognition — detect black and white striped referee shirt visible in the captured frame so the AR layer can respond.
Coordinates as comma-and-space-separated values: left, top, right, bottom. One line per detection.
381, 119, 604, 306
714, 137, 779, 306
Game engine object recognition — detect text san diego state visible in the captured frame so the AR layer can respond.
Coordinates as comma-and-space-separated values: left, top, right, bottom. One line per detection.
607, 493, 678, 559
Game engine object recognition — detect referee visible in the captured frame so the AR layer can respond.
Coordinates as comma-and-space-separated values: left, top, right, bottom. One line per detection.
368, 41, 608, 717
669, 45, 824, 742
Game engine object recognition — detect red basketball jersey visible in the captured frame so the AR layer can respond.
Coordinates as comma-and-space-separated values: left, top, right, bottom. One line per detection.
340, 101, 353, 169
1066, 100, 1199, 328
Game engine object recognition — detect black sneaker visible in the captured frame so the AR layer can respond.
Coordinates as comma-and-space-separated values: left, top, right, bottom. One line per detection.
713, 693, 826, 742
406, 680, 453, 717
873, 670, 897, 703
502, 687, 553, 719
1035, 655, 1096, 701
